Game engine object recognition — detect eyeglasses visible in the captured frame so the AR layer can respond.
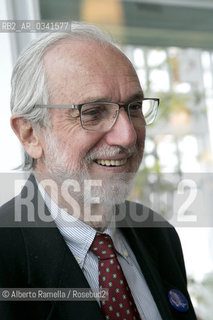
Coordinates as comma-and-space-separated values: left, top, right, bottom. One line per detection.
35, 98, 159, 132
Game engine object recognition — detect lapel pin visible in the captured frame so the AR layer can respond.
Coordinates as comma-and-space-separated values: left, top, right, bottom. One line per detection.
168, 289, 189, 312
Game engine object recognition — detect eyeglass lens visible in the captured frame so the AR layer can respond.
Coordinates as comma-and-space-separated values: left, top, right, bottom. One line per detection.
80, 100, 158, 131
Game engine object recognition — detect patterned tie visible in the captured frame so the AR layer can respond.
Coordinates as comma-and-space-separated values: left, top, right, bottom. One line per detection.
90, 233, 141, 320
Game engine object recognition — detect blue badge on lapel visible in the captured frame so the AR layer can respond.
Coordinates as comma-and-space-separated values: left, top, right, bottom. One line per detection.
168, 289, 189, 312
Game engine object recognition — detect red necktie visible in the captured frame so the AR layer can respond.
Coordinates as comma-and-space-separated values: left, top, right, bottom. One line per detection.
90, 233, 141, 320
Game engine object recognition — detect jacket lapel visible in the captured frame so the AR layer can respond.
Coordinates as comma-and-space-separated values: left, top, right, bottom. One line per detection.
21, 175, 104, 319
118, 201, 196, 320
121, 226, 173, 320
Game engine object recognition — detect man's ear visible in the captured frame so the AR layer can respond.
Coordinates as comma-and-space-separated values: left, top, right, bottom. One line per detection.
10, 115, 43, 160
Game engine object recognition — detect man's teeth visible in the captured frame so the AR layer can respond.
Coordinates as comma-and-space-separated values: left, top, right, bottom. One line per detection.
96, 159, 127, 166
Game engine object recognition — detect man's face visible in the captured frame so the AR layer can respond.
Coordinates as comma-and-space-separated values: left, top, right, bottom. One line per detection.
39, 39, 145, 205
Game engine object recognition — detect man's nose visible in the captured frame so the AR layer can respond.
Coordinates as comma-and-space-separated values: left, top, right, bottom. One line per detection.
104, 108, 137, 148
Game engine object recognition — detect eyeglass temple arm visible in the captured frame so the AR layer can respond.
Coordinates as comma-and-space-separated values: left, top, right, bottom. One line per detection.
35, 104, 78, 109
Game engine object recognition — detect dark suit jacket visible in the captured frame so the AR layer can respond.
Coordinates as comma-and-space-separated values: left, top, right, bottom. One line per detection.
0, 175, 197, 319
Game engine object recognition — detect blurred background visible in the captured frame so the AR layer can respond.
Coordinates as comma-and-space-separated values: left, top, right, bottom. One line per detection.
0, 0, 213, 318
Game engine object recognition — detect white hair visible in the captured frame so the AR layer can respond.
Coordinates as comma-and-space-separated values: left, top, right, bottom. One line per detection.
11, 21, 114, 170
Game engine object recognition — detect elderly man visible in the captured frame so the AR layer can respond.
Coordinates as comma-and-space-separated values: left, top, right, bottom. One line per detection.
0, 22, 196, 319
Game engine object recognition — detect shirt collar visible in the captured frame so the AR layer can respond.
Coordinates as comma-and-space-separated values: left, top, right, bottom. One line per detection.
37, 179, 130, 266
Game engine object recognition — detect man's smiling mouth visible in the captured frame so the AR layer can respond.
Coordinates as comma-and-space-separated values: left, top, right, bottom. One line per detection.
95, 159, 127, 167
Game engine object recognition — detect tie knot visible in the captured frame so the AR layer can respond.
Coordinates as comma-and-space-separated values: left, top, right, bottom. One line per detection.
90, 233, 116, 260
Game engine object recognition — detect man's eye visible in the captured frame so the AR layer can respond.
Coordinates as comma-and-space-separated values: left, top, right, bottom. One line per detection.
82, 104, 110, 119
82, 107, 101, 116
129, 103, 142, 111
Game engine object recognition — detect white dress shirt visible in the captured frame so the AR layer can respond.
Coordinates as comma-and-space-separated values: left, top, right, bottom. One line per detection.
37, 181, 162, 320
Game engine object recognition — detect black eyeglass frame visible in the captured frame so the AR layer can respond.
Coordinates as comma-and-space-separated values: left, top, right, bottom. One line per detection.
35, 98, 159, 131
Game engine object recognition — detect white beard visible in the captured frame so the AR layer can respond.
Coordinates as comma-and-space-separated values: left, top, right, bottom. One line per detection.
42, 130, 137, 205
39, 130, 140, 229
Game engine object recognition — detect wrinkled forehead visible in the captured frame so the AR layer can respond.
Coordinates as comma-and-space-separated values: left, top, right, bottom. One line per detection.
42, 38, 142, 104
43, 38, 137, 78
